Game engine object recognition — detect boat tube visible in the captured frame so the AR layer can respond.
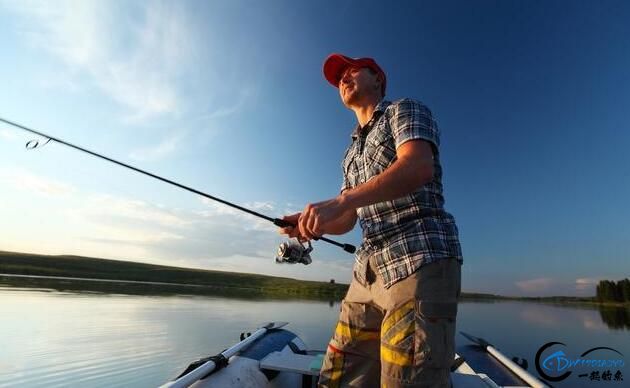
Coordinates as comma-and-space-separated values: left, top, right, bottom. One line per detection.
161, 322, 548, 388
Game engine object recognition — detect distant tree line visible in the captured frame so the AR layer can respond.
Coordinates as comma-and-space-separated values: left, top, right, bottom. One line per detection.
596, 278, 630, 302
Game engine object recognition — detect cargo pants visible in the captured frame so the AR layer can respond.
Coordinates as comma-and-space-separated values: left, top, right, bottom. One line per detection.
318, 256, 461, 388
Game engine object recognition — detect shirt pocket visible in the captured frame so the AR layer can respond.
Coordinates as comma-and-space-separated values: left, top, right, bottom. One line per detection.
364, 127, 397, 176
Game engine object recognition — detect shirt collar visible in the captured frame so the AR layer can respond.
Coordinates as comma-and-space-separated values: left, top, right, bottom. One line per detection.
351, 99, 392, 140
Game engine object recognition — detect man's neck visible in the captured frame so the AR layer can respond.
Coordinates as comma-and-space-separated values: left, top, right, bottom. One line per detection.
352, 97, 382, 127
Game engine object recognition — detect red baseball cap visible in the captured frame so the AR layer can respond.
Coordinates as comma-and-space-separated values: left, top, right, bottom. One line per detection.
323, 53, 386, 94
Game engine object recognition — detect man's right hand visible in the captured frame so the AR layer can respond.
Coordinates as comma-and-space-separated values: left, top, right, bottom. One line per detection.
278, 212, 308, 242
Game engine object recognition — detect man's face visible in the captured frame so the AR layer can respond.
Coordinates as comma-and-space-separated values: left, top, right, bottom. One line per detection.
338, 66, 381, 107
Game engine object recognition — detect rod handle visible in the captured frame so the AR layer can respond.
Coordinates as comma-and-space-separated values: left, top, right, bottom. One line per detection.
273, 218, 293, 228
273, 218, 356, 254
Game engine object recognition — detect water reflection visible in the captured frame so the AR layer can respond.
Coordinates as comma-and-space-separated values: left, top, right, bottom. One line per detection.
1, 280, 628, 388
0, 287, 342, 387
519, 305, 563, 327
2, 276, 629, 331
514, 300, 630, 331
0, 274, 340, 302
598, 306, 630, 330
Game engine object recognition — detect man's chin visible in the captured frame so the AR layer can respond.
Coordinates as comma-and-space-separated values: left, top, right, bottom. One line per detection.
342, 93, 360, 107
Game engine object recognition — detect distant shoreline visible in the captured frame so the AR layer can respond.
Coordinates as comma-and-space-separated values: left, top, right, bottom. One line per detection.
457, 291, 629, 308
1, 250, 628, 307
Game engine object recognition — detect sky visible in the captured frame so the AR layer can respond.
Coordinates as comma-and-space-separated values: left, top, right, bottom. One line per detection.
0, 0, 629, 297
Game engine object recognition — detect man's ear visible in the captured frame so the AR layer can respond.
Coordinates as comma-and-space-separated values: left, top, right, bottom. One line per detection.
375, 73, 384, 95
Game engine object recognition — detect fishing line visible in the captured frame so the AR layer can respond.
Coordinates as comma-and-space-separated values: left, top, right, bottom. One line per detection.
0, 117, 356, 254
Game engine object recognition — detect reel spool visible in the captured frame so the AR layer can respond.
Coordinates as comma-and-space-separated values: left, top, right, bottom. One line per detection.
275, 239, 313, 265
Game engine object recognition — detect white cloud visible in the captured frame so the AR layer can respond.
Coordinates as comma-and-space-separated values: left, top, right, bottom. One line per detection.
129, 131, 183, 161
199, 88, 254, 120
84, 194, 190, 228
198, 198, 278, 232
246, 201, 276, 212
511, 276, 606, 297
0, 167, 75, 197
183, 254, 352, 283
64, 193, 285, 263
575, 277, 599, 291
87, 227, 184, 245
3, 0, 193, 120
0, 165, 351, 283
0, 128, 18, 140
71, 193, 352, 282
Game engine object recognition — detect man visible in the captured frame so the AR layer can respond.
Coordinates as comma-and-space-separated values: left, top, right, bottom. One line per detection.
279, 53, 463, 387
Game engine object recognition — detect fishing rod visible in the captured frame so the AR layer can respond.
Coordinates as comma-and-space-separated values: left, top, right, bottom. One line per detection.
0, 117, 356, 255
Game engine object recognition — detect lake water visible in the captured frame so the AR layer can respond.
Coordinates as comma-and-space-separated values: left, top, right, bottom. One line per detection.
0, 287, 628, 387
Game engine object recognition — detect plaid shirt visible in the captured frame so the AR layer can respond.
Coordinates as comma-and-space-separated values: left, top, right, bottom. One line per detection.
340, 98, 463, 288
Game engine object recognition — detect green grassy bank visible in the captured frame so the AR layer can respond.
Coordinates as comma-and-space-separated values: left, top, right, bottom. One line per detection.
0, 250, 348, 300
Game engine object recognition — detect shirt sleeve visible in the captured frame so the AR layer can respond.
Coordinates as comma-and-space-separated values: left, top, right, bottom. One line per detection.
340, 163, 349, 194
387, 98, 440, 152
340, 181, 348, 194
340, 147, 351, 194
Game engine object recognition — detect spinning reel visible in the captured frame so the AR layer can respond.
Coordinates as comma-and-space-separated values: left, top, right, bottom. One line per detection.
275, 239, 313, 265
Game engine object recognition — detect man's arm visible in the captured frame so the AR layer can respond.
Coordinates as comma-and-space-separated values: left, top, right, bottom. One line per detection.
325, 191, 358, 234
295, 139, 435, 241
339, 139, 434, 211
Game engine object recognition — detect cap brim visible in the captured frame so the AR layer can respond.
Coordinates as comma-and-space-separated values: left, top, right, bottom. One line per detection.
323, 54, 356, 88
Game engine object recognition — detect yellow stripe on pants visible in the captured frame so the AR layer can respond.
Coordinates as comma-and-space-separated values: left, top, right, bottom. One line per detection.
380, 300, 416, 368
381, 300, 414, 334
387, 319, 415, 346
335, 321, 380, 341
380, 344, 413, 366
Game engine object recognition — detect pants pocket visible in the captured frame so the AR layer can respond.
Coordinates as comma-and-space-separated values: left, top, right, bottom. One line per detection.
415, 301, 457, 370
380, 300, 416, 382
380, 299, 457, 385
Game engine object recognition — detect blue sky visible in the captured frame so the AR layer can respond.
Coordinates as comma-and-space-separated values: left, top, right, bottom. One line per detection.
1, 0, 629, 297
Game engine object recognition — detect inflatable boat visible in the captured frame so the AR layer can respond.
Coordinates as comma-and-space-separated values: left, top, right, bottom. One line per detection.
160, 322, 548, 388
